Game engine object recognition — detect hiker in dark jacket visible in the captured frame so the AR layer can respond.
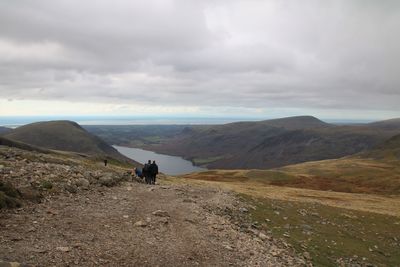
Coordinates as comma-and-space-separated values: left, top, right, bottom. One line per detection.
143, 160, 152, 184
149, 160, 159, 185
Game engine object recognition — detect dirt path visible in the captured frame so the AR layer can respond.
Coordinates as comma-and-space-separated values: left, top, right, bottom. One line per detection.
0, 181, 305, 267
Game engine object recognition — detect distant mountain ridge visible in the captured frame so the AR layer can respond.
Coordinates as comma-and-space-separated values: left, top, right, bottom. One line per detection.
4, 120, 137, 164
135, 115, 400, 169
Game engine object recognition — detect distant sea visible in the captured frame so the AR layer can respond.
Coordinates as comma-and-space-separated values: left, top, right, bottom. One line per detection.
0, 116, 263, 128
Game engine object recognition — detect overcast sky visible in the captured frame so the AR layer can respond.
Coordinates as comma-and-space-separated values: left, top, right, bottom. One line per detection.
0, 0, 399, 120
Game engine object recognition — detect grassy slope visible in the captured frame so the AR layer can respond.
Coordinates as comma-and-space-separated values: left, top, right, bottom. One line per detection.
177, 135, 400, 266
5, 121, 139, 166
165, 175, 400, 266
244, 195, 400, 267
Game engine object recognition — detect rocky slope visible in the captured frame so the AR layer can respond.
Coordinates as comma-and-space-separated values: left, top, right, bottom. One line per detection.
0, 144, 307, 266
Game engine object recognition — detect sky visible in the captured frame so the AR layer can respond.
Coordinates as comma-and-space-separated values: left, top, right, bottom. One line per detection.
0, 0, 399, 121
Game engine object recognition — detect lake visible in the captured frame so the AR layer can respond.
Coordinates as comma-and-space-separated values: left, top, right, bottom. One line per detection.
113, 145, 207, 176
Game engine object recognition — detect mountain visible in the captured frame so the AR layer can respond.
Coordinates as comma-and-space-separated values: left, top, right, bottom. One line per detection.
0, 126, 12, 135
144, 116, 399, 169
367, 118, 400, 131
362, 133, 400, 160
4, 120, 137, 164
182, 132, 400, 195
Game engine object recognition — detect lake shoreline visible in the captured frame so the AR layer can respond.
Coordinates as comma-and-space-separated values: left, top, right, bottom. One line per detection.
113, 145, 207, 176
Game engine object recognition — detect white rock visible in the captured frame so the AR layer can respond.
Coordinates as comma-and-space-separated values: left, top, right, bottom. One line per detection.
152, 210, 170, 217
56, 246, 71, 252
134, 221, 147, 227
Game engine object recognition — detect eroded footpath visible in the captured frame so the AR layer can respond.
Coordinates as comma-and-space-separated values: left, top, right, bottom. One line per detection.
0, 181, 307, 266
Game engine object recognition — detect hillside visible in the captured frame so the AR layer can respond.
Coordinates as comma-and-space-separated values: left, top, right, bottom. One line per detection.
4, 120, 137, 164
0, 144, 305, 266
2, 128, 400, 266
182, 132, 400, 195
367, 118, 400, 131
362, 133, 400, 160
0, 136, 50, 154
141, 116, 399, 169
84, 116, 400, 170
0, 126, 12, 135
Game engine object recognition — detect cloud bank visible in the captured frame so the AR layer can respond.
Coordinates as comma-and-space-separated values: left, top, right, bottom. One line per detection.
0, 0, 399, 119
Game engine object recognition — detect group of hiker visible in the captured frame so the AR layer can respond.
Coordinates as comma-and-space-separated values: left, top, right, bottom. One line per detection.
134, 160, 158, 185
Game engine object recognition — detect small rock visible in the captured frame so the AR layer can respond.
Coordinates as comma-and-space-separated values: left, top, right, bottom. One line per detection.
73, 243, 84, 248
64, 184, 78, 194
159, 218, 169, 224
271, 250, 280, 257
184, 218, 196, 224
46, 209, 59, 215
31, 248, 47, 253
27, 227, 36, 233
123, 215, 129, 219
303, 252, 312, 260
152, 210, 170, 217
239, 207, 248, 213
56, 246, 71, 252
223, 245, 234, 251
258, 232, 268, 240
301, 224, 313, 231
134, 221, 147, 227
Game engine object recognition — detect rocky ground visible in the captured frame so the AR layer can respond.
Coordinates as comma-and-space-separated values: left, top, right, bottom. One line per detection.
0, 146, 308, 266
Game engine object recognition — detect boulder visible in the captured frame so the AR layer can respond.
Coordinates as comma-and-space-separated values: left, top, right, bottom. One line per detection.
18, 186, 42, 203
75, 178, 90, 190
99, 173, 116, 187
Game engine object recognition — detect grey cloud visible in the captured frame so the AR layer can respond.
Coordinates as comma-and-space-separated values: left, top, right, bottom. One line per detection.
0, 0, 399, 117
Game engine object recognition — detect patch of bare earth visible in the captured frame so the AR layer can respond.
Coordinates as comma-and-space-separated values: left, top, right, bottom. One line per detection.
0, 181, 306, 266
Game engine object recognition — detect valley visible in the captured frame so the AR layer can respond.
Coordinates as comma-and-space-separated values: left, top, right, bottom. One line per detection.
1, 116, 400, 266
86, 116, 400, 170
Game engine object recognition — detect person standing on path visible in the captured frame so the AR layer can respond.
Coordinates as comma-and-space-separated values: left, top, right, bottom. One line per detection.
149, 160, 159, 185
104, 159, 108, 166
143, 160, 152, 184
